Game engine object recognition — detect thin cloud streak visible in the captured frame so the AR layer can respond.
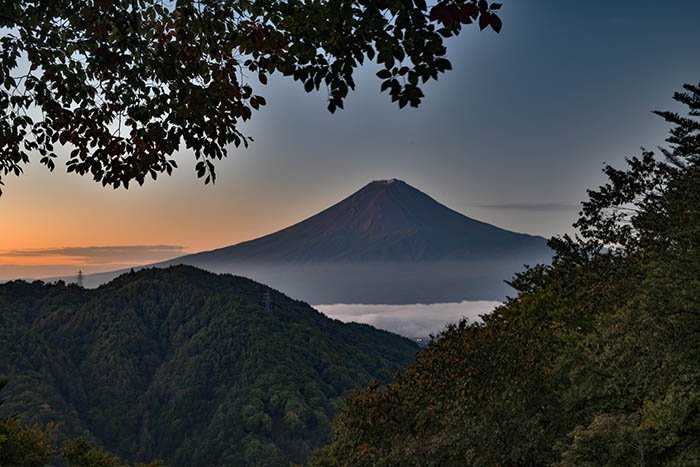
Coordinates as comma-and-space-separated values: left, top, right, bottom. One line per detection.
472, 202, 579, 212
1, 245, 186, 264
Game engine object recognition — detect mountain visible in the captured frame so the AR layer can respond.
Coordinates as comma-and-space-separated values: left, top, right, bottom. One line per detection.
76, 180, 552, 303
0, 266, 418, 466
178, 179, 547, 263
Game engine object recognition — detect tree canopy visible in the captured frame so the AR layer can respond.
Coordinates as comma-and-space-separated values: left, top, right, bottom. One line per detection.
311, 83, 700, 465
0, 0, 503, 194
0, 379, 164, 466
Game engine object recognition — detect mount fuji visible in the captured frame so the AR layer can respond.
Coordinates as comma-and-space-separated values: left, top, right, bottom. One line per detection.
78, 180, 552, 303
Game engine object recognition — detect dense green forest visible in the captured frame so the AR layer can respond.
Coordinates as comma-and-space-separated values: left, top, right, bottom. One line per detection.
0, 266, 417, 466
0, 391, 163, 467
312, 84, 700, 465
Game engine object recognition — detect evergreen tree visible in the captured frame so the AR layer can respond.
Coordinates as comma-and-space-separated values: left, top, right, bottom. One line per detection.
313, 83, 700, 465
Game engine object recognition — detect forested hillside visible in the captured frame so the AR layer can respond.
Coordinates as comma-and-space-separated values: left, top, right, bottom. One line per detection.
313, 85, 700, 466
0, 266, 417, 466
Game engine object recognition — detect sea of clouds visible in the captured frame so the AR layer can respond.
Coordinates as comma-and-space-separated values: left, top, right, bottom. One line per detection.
316, 301, 501, 338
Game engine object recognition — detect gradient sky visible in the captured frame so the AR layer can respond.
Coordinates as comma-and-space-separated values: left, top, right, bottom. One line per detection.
2, 0, 700, 279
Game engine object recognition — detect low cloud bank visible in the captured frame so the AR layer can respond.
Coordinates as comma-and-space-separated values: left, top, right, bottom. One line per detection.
472, 202, 578, 212
0, 245, 187, 281
316, 301, 501, 338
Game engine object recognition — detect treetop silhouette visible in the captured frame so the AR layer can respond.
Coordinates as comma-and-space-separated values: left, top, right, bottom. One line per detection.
0, 0, 503, 194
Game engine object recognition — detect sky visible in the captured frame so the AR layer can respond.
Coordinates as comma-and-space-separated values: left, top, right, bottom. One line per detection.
1, 0, 700, 279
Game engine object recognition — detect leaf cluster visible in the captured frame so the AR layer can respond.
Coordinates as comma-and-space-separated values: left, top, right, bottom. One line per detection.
0, 0, 503, 194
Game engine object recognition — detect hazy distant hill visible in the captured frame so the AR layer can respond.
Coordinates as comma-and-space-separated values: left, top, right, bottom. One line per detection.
0, 266, 417, 466
75, 180, 552, 302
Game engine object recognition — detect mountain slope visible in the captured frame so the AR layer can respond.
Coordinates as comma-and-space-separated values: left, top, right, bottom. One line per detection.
178, 179, 547, 264
0, 266, 418, 466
